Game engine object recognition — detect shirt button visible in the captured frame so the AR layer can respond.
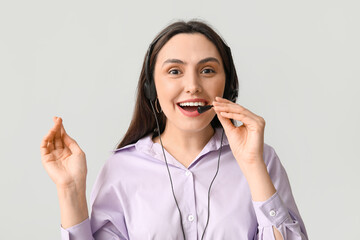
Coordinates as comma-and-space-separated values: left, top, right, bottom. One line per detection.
185, 170, 191, 176
188, 215, 194, 222
269, 210, 276, 217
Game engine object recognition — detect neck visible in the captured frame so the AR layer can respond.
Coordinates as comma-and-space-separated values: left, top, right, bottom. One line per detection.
157, 124, 215, 154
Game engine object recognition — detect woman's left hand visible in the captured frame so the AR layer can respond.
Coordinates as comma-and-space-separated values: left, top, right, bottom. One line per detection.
213, 96, 266, 166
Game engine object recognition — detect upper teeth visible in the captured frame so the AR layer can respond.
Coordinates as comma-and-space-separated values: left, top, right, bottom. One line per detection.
179, 102, 205, 107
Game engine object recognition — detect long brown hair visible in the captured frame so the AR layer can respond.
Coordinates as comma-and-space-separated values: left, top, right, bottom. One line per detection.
116, 20, 238, 149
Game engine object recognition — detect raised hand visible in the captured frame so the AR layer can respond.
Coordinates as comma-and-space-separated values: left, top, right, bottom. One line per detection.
213, 96, 277, 202
213, 96, 266, 166
40, 117, 87, 190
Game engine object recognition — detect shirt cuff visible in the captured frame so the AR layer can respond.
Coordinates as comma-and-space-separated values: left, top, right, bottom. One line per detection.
60, 218, 93, 240
252, 191, 292, 228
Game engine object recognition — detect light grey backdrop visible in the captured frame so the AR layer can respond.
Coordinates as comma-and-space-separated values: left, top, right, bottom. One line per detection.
1, 0, 359, 239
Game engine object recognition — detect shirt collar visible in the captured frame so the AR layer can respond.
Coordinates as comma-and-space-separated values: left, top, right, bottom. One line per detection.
134, 128, 229, 168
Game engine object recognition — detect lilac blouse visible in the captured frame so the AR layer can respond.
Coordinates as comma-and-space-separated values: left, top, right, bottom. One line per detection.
60, 128, 308, 239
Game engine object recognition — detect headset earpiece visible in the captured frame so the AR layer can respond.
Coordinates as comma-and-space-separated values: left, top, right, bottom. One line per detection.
144, 45, 157, 102
223, 45, 238, 103
144, 31, 169, 102
144, 75, 157, 102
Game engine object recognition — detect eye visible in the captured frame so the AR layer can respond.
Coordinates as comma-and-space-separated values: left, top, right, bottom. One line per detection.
169, 69, 181, 75
201, 68, 215, 74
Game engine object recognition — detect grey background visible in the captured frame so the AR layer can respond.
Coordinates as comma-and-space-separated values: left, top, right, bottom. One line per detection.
1, 0, 359, 239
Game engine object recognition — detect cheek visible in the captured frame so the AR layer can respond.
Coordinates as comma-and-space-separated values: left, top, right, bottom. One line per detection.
157, 82, 177, 97
209, 78, 226, 97
155, 80, 181, 108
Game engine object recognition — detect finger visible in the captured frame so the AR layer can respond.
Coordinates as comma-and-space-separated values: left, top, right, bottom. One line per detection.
214, 101, 257, 125
42, 116, 62, 153
213, 105, 259, 124
48, 139, 54, 153
40, 136, 50, 155
214, 99, 258, 118
214, 99, 264, 123
220, 111, 266, 133
53, 117, 64, 149
42, 127, 57, 153
214, 108, 235, 132
215, 96, 233, 103
60, 124, 82, 154
219, 111, 254, 125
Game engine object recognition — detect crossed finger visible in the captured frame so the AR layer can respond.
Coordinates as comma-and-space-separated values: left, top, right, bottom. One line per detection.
53, 117, 64, 149
40, 117, 63, 155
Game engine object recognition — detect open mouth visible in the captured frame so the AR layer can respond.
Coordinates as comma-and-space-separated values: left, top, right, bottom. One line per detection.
177, 101, 207, 112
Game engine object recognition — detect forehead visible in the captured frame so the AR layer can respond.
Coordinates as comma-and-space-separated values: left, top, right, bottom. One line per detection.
156, 33, 222, 63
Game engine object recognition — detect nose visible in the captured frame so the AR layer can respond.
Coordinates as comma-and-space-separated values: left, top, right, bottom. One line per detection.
184, 70, 202, 94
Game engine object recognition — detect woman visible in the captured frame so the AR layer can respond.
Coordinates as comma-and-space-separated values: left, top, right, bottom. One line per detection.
41, 20, 308, 239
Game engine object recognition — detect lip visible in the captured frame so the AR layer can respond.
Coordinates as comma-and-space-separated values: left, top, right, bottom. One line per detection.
176, 98, 209, 117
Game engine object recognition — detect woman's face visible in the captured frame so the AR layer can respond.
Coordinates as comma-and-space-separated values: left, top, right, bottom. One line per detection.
153, 33, 226, 133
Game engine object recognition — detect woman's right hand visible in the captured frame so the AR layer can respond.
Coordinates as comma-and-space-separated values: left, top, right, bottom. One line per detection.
40, 117, 87, 190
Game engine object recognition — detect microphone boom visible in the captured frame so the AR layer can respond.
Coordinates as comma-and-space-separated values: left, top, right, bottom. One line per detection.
197, 105, 213, 114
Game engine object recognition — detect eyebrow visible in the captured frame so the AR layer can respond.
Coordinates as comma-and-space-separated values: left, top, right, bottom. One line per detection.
198, 57, 220, 65
162, 57, 220, 67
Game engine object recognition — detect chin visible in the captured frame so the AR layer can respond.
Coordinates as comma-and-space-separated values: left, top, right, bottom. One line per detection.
177, 121, 214, 133
164, 110, 216, 133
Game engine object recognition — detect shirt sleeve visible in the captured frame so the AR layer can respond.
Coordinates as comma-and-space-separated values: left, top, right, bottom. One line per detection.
252, 144, 308, 240
60, 153, 129, 240
60, 218, 93, 240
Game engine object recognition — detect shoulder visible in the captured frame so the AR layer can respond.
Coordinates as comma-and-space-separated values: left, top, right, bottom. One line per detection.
106, 142, 139, 167
104, 134, 155, 171
112, 142, 137, 155
94, 142, 144, 185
